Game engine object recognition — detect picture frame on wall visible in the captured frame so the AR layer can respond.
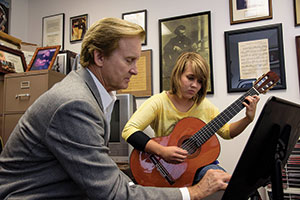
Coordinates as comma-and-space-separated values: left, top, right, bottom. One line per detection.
0, 44, 26, 73
42, 13, 65, 51
117, 49, 152, 97
159, 11, 214, 94
0, 0, 10, 34
295, 36, 300, 89
26, 45, 60, 71
70, 14, 88, 43
229, 0, 272, 25
294, 0, 300, 26
224, 23, 286, 93
122, 9, 147, 45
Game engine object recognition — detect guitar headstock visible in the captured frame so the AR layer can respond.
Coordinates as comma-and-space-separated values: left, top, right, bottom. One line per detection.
253, 71, 280, 94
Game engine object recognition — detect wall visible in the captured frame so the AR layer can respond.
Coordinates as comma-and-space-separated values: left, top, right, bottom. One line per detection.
8, 0, 300, 195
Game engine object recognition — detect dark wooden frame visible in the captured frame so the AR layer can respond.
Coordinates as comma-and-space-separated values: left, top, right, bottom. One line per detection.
0, 44, 26, 73
229, 0, 272, 25
117, 49, 152, 97
26, 45, 60, 71
70, 14, 88, 43
42, 13, 65, 50
224, 23, 286, 93
122, 9, 147, 46
159, 11, 214, 94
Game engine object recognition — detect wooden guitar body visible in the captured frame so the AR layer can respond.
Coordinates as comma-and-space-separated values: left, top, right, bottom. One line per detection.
130, 117, 220, 187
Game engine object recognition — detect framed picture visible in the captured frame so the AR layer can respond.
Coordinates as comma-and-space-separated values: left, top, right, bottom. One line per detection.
294, 0, 300, 26
117, 49, 152, 97
122, 9, 147, 45
70, 14, 88, 43
295, 36, 300, 89
229, 0, 272, 25
0, 0, 10, 34
224, 23, 286, 93
26, 45, 60, 71
42, 13, 65, 50
159, 11, 214, 94
0, 44, 26, 73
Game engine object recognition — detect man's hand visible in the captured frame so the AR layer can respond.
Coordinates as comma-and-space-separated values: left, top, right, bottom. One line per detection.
187, 169, 231, 200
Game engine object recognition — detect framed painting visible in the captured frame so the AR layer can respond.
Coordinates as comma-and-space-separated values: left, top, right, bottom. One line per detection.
70, 14, 88, 43
229, 0, 272, 24
224, 23, 286, 93
42, 13, 65, 50
294, 0, 300, 26
122, 9, 147, 45
26, 45, 60, 71
159, 11, 214, 94
117, 49, 152, 97
0, 0, 10, 34
0, 44, 26, 73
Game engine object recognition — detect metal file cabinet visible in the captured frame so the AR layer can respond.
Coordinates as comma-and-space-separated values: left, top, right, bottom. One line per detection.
1, 70, 65, 145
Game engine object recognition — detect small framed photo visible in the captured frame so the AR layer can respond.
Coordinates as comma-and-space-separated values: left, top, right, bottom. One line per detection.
294, 0, 300, 26
70, 14, 88, 43
122, 9, 147, 45
26, 45, 60, 71
224, 23, 286, 93
159, 11, 214, 94
229, 0, 272, 25
117, 49, 152, 97
42, 13, 64, 50
0, 44, 27, 73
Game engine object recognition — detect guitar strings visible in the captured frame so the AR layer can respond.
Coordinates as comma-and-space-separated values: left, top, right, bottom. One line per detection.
181, 88, 259, 154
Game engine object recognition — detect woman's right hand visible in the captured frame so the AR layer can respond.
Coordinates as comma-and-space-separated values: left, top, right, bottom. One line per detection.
160, 146, 188, 164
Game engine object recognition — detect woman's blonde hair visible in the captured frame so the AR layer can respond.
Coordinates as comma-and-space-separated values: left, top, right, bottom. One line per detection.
80, 17, 145, 68
169, 52, 209, 104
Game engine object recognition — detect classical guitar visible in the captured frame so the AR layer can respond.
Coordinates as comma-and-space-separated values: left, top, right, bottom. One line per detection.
130, 71, 279, 187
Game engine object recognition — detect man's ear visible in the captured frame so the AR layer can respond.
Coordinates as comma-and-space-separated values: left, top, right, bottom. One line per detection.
93, 50, 104, 67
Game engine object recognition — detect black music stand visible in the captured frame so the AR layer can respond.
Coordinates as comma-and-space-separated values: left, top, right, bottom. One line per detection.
221, 96, 300, 200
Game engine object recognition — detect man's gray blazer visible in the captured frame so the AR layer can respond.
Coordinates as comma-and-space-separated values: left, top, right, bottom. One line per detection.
0, 68, 182, 199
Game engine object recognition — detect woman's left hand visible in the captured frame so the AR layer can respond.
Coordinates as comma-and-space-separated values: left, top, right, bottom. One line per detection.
243, 95, 260, 122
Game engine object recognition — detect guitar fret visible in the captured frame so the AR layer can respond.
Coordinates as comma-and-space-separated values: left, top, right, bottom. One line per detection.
191, 87, 259, 147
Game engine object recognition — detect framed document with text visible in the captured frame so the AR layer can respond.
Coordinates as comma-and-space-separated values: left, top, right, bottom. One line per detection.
224, 23, 286, 92
42, 13, 65, 50
117, 49, 152, 98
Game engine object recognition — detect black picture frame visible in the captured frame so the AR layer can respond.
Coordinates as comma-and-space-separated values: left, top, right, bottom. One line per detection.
70, 14, 88, 43
229, 0, 272, 25
159, 11, 214, 94
224, 23, 286, 93
122, 9, 147, 46
42, 13, 65, 51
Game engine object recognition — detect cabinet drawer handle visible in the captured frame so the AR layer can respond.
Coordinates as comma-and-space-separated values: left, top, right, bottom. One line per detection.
15, 93, 30, 99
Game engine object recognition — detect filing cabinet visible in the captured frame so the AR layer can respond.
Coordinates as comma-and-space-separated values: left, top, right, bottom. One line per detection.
1, 70, 65, 145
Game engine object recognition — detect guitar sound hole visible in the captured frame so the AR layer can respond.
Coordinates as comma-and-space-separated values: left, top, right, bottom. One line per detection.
181, 139, 198, 155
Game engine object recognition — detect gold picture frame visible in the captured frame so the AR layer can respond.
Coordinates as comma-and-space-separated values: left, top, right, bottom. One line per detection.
27, 45, 60, 71
229, 0, 272, 25
117, 49, 152, 97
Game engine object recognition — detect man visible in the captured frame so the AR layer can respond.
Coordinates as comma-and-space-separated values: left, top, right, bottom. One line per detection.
0, 18, 230, 199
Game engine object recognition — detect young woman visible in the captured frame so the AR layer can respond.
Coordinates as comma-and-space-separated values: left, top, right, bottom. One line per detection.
122, 52, 260, 184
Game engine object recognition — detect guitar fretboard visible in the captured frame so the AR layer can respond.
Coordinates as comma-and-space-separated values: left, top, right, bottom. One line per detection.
182, 87, 259, 150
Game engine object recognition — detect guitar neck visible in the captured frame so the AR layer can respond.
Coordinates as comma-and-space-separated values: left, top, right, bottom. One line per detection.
190, 87, 259, 147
